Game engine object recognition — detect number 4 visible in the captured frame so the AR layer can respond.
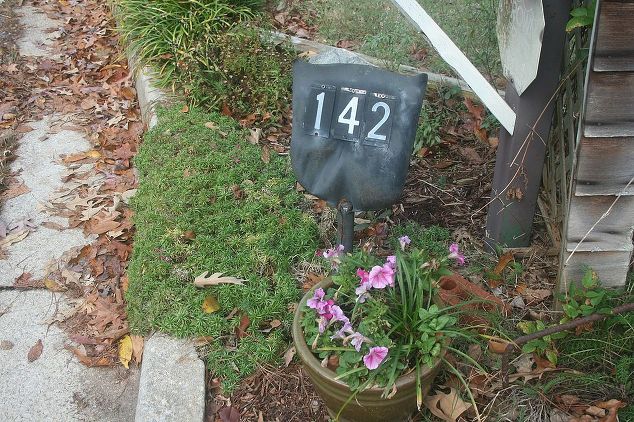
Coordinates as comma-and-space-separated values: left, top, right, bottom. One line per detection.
337, 97, 360, 135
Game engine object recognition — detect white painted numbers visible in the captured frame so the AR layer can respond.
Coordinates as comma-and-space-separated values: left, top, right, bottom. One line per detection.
305, 84, 397, 146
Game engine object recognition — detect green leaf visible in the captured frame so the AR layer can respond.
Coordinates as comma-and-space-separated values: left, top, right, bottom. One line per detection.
566, 15, 594, 32
545, 350, 558, 366
570, 7, 589, 17
581, 269, 596, 289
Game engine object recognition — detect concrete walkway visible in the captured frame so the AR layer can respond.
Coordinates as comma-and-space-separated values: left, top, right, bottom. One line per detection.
0, 5, 139, 421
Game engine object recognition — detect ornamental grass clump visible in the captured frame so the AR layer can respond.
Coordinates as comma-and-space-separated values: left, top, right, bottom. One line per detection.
301, 237, 474, 409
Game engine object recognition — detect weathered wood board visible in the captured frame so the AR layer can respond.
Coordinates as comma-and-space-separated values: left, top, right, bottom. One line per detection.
594, 1, 634, 72
566, 195, 634, 252
575, 137, 634, 196
584, 72, 634, 138
561, 250, 632, 289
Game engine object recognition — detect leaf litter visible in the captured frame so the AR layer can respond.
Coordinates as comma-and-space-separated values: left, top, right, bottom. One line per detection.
0, 0, 143, 368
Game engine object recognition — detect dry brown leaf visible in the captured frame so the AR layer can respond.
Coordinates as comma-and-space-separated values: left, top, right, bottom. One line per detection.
261, 145, 271, 163
88, 219, 120, 235
28, 339, 43, 362
236, 313, 250, 339
180, 104, 189, 113
585, 406, 606, 418
424, 387, 472, 422
194, 271, 245, 287
1, 340, 15, 350
248, 128, 262, 145
522, 288, 552, 304
0, 180, 30, 201
44, 279, 64, 292
41, 221, 66, 231
0, 229, 29, 248
120, 86, 136, 100
131, 335, 144, 364
488, 337, 512, 354
493, 252, 515, 275
283, 346, 296, 367
218, 406, 240, 422
68, 346, 112, 367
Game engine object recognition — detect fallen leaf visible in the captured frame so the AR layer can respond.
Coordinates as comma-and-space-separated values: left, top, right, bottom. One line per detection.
585, 406, 606, 418
236, 313, 250, 339
131, 335, 144, 364
202, 295, 220, 313
218, 406, 240, 422
28, 339, 43, 362
68, 346, 112, 367
488, 337, 512, 354
0, 229, 29, 248
180, 104, 189, 113
270, 319, 282, 329
0, 340, 14, 350
0, 180, 30, 201
120, 86, 136, 100
493, 252, 515, 275
261, 145, 271, 163
283, 346, 296, 366
248, 128, 262, 145
88, 219, 120, 235
194, 271, 246, 287
118, 335, 132, 369
424, 386, 472, 422
596, 399, 626, 422
41, 221, 66, 231
44, 279, 64, 292
302, 272, 325, 290
458, 147, 483, 164
522, 288, 552, 305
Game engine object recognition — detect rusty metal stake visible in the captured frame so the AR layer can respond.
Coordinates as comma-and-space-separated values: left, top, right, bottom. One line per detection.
501, 302, 634, 385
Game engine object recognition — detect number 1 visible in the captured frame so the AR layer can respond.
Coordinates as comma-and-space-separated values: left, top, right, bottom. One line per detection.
314, 92, 325, 130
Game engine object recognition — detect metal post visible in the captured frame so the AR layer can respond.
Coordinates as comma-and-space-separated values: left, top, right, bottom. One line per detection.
485, 0, 572, 249
336, 200, 354, 252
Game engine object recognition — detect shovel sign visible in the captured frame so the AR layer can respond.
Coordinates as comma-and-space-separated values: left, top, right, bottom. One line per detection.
291, 61, 428, 251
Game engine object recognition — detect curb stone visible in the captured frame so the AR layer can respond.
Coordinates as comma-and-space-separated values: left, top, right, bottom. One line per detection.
126, 54, 205, 422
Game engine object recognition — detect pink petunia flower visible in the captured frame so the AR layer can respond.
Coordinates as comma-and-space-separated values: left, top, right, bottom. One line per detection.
318, 316, 328, 334
369, 263, 395, 289
330, 321, 354, 340
306, 288, 325, 309
399, 235, 411, 251
349, 332, 368, 352
386, 255, 396, 269
363, 346, 388, 370
448, 243, 465, 266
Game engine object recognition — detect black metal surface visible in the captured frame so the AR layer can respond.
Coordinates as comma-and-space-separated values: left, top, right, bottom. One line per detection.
291, 61, 428, 211
336, 200, 355, 252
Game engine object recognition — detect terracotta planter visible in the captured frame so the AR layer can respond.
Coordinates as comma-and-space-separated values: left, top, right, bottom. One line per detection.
438, 273, 509, 327
292, 279, 444, 422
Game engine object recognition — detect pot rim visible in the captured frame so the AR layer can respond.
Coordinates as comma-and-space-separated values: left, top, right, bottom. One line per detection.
292, 278, 444, 393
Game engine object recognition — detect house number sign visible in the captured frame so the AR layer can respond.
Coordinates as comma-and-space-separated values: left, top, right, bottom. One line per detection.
304, 84, 398, 147
291, 61, 428, 211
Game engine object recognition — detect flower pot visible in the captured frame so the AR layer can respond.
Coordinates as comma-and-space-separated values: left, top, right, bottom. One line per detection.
438, 273, 509, 328
292, 279, 445, 422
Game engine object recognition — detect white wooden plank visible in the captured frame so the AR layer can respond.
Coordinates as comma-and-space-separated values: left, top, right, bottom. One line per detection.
390, 0, 516, 134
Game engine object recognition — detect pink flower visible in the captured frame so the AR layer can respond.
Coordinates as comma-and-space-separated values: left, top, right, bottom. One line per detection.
322, 245, 344, 259
329, 305, 348, 324
318, 317, 328, 334
448, 243, 465, 266
331, 321, 354, 340
399, 235, 411, 251
386, 255, 396, 269
369, 263, 395, 289
306, 288, 325, 309
363, 346, 388, 370
349, 332, 368, 352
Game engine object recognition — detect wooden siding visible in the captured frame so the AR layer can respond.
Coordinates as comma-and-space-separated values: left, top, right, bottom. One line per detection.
559, 0, 634, 291
584, 72, 634, 138
566, 195, 634, 252
562, 250, 632, 289
594, 2, 634, 72
575, 137, 634, 196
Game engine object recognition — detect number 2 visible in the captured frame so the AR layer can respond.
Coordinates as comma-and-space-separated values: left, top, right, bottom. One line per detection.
367, 102, 390, 141
337, 97, 360, 135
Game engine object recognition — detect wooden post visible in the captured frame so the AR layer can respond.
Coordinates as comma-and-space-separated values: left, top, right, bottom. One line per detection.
485, 0, 572, 249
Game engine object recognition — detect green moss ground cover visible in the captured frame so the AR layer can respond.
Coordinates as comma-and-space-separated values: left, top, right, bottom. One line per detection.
127, 106, 318, 390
